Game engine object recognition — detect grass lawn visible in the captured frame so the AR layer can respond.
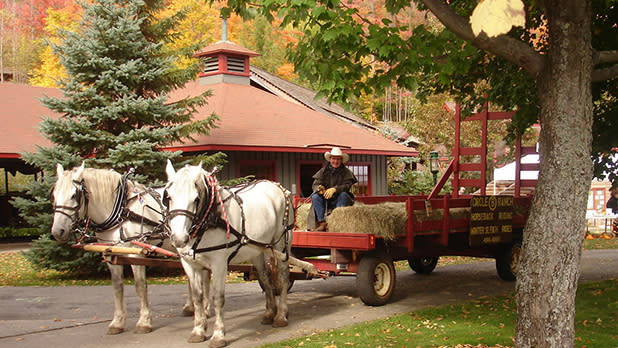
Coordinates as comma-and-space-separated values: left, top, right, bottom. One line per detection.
258, 279, 618, 348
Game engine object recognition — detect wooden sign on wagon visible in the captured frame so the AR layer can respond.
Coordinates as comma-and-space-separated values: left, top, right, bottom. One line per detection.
469, 196, 514, 247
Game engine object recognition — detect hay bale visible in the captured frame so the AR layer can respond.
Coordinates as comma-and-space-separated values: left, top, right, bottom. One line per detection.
295, 203, 311, 230
326, 202, 407, 240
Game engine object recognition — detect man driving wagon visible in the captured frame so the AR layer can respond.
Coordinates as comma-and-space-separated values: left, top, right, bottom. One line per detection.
307, 147, 358, 231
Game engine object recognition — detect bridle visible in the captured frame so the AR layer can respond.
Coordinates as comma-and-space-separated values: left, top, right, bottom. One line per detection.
163, 173, 225, 240
52, 179, 88, 226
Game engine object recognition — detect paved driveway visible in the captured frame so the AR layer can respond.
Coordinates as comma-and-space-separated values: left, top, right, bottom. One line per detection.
1, 249, 616, 348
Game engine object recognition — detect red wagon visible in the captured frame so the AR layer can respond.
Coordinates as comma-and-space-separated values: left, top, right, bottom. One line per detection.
287, 104, 539, 306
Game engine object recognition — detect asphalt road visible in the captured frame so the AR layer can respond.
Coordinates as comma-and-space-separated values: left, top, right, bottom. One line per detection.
1, 249, 617, 348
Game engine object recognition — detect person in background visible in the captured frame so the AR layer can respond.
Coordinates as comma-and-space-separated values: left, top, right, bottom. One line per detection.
309, 147, 358, 231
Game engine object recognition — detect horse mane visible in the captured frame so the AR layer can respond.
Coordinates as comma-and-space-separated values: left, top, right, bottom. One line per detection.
81, 168, 122, 202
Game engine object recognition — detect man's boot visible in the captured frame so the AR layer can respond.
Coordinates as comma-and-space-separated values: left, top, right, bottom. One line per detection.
316, 221, 327, 231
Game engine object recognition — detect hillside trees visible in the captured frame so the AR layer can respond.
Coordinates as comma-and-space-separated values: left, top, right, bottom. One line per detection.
224, 0, 618, 347
13, 0, 220, 271
1, 0, 71, 83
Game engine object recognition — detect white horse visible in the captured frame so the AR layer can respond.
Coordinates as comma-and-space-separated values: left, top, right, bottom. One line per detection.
164, 160, 293, 348
50, 163, 208, 335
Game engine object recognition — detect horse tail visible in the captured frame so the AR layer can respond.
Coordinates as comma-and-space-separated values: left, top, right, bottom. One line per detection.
267, 249, 325, 277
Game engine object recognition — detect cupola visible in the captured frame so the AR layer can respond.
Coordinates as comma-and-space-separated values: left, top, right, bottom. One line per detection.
193, 19, 260, 86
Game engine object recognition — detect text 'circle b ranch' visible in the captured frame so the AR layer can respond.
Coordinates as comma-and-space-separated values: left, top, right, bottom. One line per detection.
469, 196, 514, 247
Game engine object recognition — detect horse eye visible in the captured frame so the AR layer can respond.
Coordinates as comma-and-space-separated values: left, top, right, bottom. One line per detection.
194, 197, 200, 204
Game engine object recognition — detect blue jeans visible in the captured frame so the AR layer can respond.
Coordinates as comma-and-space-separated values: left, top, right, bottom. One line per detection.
311, 191, 354, 222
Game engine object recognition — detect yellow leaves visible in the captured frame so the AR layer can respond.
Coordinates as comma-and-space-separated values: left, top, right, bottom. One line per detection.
470, 0, 526, 38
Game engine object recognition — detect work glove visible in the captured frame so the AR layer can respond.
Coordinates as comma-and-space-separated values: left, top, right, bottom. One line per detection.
323, 187, 336, 199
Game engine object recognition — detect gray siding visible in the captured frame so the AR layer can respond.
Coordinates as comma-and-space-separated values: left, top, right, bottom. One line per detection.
210, 151, 388, 196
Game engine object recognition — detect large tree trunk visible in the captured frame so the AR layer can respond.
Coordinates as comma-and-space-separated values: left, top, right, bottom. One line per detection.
515, 2, 593, 347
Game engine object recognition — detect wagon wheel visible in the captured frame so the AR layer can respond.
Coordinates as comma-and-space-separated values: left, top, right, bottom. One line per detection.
495, 243, 522, 281
407, 256, 439, 274
356, 251, 396, 306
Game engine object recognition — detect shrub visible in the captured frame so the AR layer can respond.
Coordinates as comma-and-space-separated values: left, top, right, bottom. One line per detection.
22, 234, 108, 276
0, 227, 39, 239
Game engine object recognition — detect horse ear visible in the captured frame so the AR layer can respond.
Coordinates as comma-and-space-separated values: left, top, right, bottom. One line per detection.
74, 161, 85, 178
198, 161, 203, 170
166, 159, 176, 180
56, 163, 64, 178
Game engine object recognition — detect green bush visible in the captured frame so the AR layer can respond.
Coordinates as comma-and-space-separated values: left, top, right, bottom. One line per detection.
22, 234, 108, 276
0, 227, 40, 239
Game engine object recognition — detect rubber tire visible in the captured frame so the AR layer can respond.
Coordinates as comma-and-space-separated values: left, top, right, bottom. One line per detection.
495, 243, 522, 281
408, 256, 439, 274
356, 251, 396, 306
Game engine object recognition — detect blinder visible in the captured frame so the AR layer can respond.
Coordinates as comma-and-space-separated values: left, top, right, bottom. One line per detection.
52, 179, 88, 220
164, 174, 215, 238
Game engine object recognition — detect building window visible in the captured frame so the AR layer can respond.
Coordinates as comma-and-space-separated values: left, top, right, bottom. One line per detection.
347, 163, 371, 196
238, 160, 276, 181
589, 188, 607, 212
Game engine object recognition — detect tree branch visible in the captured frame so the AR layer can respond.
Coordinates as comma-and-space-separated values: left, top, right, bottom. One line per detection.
594, 50, 618, 65
419, 0, 545, 77
592, 63, 618, 82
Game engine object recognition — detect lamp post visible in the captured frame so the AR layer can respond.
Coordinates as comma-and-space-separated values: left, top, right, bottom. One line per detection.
429, 151, 439, 185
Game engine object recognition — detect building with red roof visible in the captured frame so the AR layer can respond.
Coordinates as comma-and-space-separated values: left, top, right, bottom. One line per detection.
168, 39, 418, 196
0, 39, 417, 205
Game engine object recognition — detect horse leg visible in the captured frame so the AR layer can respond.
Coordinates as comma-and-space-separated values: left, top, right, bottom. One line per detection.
107, 263, 126, 335
203, 267, 213, 318
131, 264, 153, 333
182, 280, 195, 317
273, 257, 290, 328
181, 258, 207, 343
183, 266, 212, 318
209, 261, 228, 348
253, 254, 277, 325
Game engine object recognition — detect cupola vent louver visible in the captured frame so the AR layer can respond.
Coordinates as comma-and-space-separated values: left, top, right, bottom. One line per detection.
203, 57, 219, 74
227, 57, 245, 73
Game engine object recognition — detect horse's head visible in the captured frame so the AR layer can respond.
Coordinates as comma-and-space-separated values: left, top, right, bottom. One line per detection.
50, 162, 87, 243
164, 160, 213, 249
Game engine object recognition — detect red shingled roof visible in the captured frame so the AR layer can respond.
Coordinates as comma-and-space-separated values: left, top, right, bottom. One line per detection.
167, 80, 417, 156
0, 79, 417, 159
0, 84, 61, 158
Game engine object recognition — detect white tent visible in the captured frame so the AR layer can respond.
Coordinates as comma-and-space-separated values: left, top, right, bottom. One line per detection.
493, 154, 539, 181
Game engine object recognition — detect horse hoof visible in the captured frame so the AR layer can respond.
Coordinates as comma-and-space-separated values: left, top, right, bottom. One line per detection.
209, 338, 227, 348
107, 327, 124, 335
260, 317, 274, 325
182, 308, 194, 317
134, 326, 152, 334
272, 318, 288, 328
187, 334, 206, 343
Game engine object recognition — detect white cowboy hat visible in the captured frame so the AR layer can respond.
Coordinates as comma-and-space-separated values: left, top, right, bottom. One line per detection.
324, 147, 349, 163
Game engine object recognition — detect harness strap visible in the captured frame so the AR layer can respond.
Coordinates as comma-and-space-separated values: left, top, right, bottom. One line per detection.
89, 171, 130, 231
73, 170, 167, 244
